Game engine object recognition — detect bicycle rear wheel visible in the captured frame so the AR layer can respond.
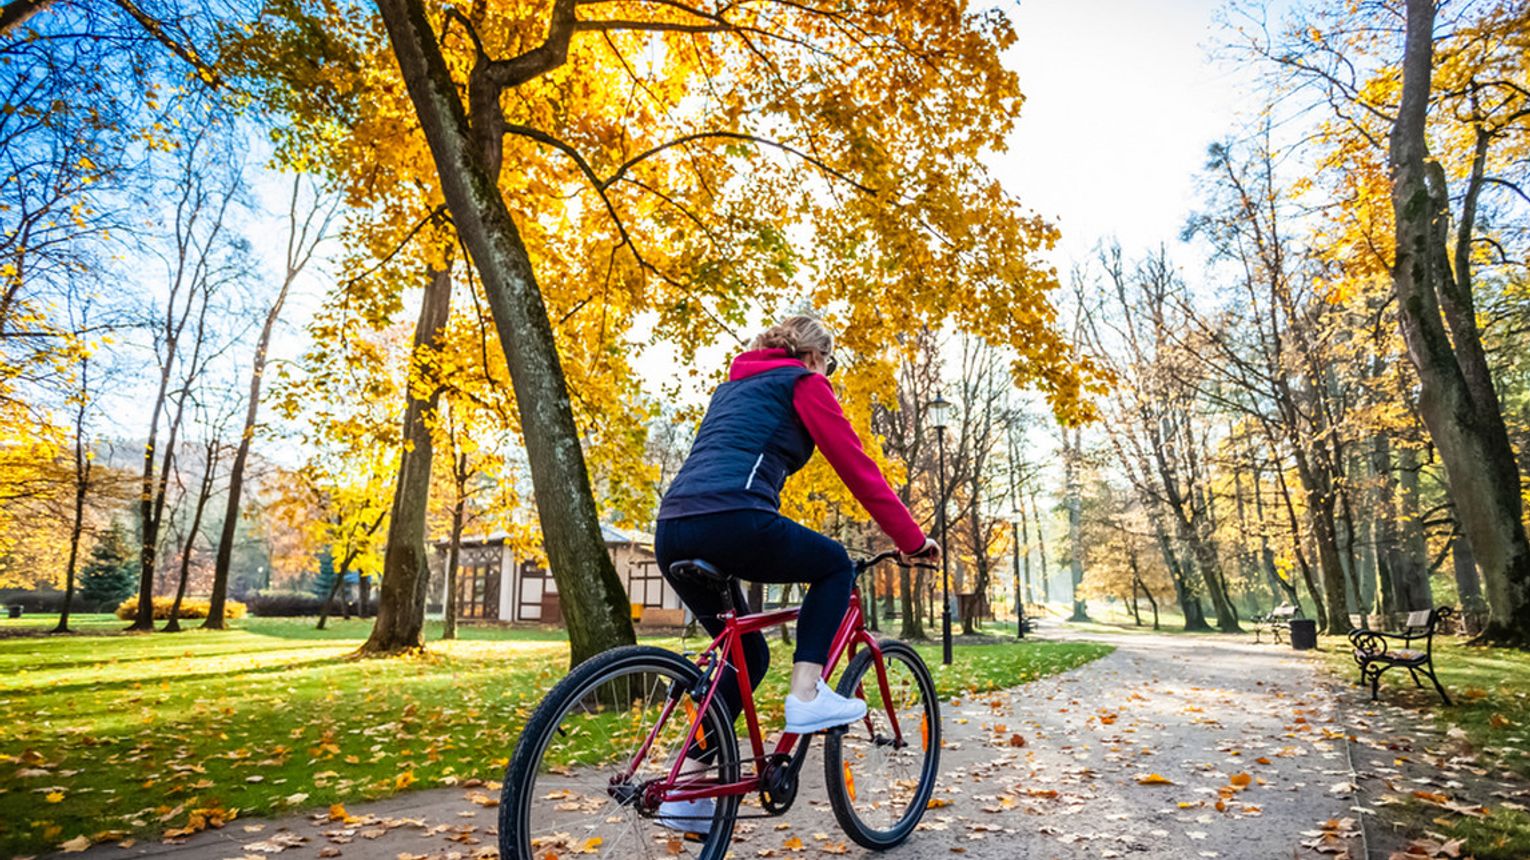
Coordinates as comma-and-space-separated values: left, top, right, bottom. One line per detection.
499, 645, 740, 860
822, 639, 940, 849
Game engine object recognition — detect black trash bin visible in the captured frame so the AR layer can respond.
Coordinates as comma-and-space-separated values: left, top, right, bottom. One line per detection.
1289, 618, 1317, 651
6, 604, 21, 619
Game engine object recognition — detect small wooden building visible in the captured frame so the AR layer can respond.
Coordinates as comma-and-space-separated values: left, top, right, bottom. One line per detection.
431, 524, 686, 626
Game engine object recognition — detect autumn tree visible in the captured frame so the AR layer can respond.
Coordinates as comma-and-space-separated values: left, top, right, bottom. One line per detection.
129, 123, 251, 631
278, 0, 1095, 666
205, 175, 336, 628
1388, 0, 1530, 644
1231, 0, 1530, 638
1080, 248, 1238, 632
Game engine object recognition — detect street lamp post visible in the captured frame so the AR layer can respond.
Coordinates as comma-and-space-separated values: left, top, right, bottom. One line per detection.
928, 392, 953, 666
1010, 508, 1025, 639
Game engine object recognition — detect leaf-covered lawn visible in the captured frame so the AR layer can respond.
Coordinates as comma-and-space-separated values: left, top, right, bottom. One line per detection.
0, 617, 1109, 857
1318, 635, 1530, 859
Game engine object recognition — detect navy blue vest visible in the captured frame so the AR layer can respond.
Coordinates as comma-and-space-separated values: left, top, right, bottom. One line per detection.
658, 366, 815, 519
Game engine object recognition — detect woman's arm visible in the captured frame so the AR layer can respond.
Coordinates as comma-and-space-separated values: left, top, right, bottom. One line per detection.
793, 374, 927, 554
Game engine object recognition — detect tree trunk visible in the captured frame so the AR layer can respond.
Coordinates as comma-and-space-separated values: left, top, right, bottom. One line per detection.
899, 565, 924, 639
0, 0, 56, 39
166, 445, 219, 632
1065, 426, 1088, 622
1128, 554, 1143, 627
1390, 0, 1530, 645
1271, 450, 1325, 622
443, 458, 467, 641
131, 373, 173, 632
373, 0, 634, 666
1391, 444, 1432, 612
361, 266, 453, 654
1018, 494, 1033, 605
316, 564, 348, 631
1306, 493, 1351, 633
1452, 530, 1488, 631
54, 372, 91, 635
206, 244, 297, 628
1151, 514, 1209, 632
1030, 487, 1050, 603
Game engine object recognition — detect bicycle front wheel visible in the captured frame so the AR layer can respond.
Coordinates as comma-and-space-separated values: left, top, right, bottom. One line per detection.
499, 645, 740, 860
822, 639, 941, 849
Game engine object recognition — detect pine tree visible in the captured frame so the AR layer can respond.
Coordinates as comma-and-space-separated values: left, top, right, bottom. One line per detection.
79, 521, 138, 610
309, 548, 337, 598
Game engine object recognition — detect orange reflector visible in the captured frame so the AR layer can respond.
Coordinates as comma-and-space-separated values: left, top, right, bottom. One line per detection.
920, 713, 930, 751
843, 762, 856, 802
683, 699, 706, 751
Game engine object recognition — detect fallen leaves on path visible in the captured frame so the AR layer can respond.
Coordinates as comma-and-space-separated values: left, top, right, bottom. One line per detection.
1388, 834, 1466, 859
1299, 816, 1360, 857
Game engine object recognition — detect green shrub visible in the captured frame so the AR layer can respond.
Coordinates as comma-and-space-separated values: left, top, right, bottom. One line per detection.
114, 596, 246, 621
247, 590, 326, 617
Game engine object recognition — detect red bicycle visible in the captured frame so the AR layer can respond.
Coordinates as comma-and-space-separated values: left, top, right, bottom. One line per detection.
499, 549, 941, 860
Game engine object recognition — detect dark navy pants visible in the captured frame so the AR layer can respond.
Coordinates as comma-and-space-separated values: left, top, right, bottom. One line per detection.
655, 509, 855, 724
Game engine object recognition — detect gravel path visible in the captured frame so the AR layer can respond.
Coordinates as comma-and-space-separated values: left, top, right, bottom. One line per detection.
67, 624, 1364, 860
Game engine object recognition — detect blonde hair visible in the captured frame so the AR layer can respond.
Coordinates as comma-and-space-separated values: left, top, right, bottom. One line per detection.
752, 315, 834, 358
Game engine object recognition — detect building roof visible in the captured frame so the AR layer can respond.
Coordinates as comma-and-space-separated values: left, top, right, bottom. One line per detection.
437, 524, 654, 549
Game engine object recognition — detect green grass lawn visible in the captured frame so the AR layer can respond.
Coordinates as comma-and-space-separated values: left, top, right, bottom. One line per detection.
0, 612, 127, 635
1316, 635, 1530, 859
0, 615, 1109, 857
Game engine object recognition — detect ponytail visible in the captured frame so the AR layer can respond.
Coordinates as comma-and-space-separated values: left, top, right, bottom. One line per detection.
752, 315, 834, 358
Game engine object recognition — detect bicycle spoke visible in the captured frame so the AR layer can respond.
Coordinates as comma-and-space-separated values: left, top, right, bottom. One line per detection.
507, 652, 738, 860
825, 643, 939, 846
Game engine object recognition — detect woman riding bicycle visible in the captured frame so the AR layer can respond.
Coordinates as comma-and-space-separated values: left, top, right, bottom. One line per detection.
655, 315, 939, 828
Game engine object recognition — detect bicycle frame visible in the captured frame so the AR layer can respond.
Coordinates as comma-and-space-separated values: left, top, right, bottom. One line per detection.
627, 585, 906, 805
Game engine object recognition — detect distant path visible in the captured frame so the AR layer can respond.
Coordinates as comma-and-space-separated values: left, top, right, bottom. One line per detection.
67, 623, 1362, 860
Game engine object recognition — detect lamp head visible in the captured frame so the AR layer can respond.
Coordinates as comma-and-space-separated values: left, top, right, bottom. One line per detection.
928, 392, 952, 431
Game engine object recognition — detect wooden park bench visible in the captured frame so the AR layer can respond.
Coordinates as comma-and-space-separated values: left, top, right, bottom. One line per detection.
1348, 606, 1454, 705
1252, 604, 1299, 644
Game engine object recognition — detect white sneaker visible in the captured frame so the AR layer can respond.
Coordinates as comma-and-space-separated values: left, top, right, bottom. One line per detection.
657, 797, 714, 834
784, 679, 868, 734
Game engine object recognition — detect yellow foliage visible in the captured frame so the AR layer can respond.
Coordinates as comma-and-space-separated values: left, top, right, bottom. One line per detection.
114, 597, 247, 621
231, 0, 1101, 554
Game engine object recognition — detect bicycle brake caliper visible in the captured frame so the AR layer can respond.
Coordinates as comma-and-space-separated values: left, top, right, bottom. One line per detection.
688, 651, 718, 702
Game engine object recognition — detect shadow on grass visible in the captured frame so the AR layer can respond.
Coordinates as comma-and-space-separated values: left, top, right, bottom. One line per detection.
1, 650, 359, 700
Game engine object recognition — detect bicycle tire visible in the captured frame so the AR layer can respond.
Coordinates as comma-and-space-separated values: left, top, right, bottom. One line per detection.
499, 645, 741, 860
822, 638, 941, 850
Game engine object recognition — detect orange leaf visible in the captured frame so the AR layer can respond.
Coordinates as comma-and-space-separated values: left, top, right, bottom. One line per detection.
1137, 773, 1174, 785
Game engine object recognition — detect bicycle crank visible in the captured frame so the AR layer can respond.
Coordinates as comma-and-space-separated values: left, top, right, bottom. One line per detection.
760, 731, 821, 813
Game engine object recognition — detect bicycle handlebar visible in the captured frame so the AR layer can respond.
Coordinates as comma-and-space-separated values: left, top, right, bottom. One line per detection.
854, 548, 937, 573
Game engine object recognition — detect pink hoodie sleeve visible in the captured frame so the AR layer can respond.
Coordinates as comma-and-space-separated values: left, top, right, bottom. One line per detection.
793, 374, 927, 554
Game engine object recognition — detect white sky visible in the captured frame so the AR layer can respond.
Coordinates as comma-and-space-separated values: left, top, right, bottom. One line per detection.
993, 0, 1275, 272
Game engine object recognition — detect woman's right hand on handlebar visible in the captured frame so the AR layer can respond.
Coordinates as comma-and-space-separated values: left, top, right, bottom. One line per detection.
900, 538, 940, 565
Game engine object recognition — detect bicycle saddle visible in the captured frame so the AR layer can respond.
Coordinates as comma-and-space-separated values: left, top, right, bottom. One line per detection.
668, 559, 748, 614
667, 558, 731, 586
